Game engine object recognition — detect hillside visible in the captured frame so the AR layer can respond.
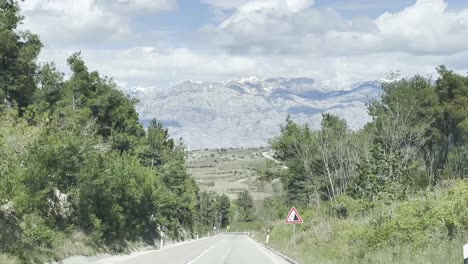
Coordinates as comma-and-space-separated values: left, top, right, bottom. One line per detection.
187, 148, 280, 200
124, 78, 381, 149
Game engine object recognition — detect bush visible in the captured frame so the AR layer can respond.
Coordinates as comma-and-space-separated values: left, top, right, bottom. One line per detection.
263, 181, 468, 264
365, 180, 468, 249
444, 147, 468, 179
0, 206, 21, 251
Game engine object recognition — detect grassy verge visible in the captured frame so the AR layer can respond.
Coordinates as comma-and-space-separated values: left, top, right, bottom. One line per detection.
263, 219, 465, 263
1, 230, 162, 264
255, 180, 468, 264
3, 231, 102, 264
0, 254, 21, 264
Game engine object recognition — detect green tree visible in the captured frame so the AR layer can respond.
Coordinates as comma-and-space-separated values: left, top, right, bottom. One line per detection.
34, 63, 65, 113
64, 53, 145, 152
271, 114, 364, 205
349, 144, 419, 200
236, 191, 255, 222
270, 117, 314, 206
218, 194, 231, 228
197, 191, 219, 227
0, 0, 42, 111
434, 66, 468, 166
368, 75, 438, 186
138, 119, 175, 168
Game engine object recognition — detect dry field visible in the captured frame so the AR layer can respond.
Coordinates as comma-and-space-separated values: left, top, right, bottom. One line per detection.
187, 148, 282, 199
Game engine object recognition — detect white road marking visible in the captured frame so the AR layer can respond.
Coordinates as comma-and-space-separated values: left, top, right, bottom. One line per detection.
93, 236, 216, 264
185, 241, 221, 264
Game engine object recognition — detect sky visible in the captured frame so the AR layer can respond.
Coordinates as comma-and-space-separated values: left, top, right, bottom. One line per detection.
19, 0, 468, 89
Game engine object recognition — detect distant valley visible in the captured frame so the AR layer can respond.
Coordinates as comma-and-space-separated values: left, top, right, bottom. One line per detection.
123, 77, 382, 149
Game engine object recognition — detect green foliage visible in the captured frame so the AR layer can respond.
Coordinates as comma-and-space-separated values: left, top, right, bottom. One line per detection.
0, 0, 42, 111
236, 190, 255, 222
0, 2, 218, 262
63, 52, 144, 152
443, 147, 468, 179
257, 195, 288, 221
218, 194, 231, 228
270, 118, 316, 205
74, 153, 163, 241
434, 66, 468, 157
2, 2, 468, 263
138, 119, 175, 168
272, 69, 468, 206
263, 181, 468, 264
271, 114, 365, 205
34, 62, 65, 112
348, 144, 420, 200
196, 191, 231, 229
365, 180, 468, 249
265, 68, 468, 263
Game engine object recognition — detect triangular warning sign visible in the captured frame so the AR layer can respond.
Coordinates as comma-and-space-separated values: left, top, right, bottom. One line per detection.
285, 206, 303, 224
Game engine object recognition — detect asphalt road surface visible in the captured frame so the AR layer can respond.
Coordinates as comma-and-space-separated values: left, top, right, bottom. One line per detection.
96, 234, 290, 264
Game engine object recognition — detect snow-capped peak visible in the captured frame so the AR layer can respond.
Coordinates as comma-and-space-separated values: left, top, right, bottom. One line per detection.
124, 77, 382, 149
238, 76, 263, 83
187, 80, 204, 84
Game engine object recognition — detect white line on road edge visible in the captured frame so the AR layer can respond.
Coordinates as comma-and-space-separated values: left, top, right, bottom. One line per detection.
94, 235, 218, 264
185, 241, 221, 264
248, 236, 285, 264
247, 236, 299, 264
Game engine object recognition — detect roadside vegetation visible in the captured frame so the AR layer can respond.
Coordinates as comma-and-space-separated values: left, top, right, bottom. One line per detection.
2, 1, 468, 263
255, 69, 468, 263
0, 1, 229, 263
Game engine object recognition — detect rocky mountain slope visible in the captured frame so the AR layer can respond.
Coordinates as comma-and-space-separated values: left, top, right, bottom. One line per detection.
124, 77, 381, 149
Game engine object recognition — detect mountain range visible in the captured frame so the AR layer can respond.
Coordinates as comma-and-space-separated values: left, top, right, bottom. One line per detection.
122, 77, 382, 149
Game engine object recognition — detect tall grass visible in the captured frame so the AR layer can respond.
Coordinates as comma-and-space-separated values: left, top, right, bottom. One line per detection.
0, 254, 21, 264
255, 180, 468, 264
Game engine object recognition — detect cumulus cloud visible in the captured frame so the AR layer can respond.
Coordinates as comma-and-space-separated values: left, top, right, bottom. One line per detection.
19, 0, 468, 89
20, 0, 176, 47
95, 0, 177, 15
207, 0, 468, 56
39, 47, 261, 87
40, 45, 457, 89
375, 0, 468, 55
200, 0, 253, 10
202, 0, 313, 11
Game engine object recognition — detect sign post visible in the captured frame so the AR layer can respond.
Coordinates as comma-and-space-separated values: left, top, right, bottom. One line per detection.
284, 207, 303, 248
293, 225, 296, 248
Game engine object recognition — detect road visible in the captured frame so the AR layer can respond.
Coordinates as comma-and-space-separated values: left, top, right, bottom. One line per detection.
95, 234, 290, 264
262, 151, 288, 169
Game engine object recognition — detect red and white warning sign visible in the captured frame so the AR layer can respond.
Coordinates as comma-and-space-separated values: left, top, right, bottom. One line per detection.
284, 206, 303, 224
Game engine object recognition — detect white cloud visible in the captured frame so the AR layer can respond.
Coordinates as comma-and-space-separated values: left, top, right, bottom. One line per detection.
40, 45, 468, 90
208, 0, 468, 56
39, 47, 261, 87
20, 0, 176, 47
20, 0, 468, 90
95, 0, 177, 15
201, 0, 259, 10
375, 0, 468, 55
201, 0, 312, 11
